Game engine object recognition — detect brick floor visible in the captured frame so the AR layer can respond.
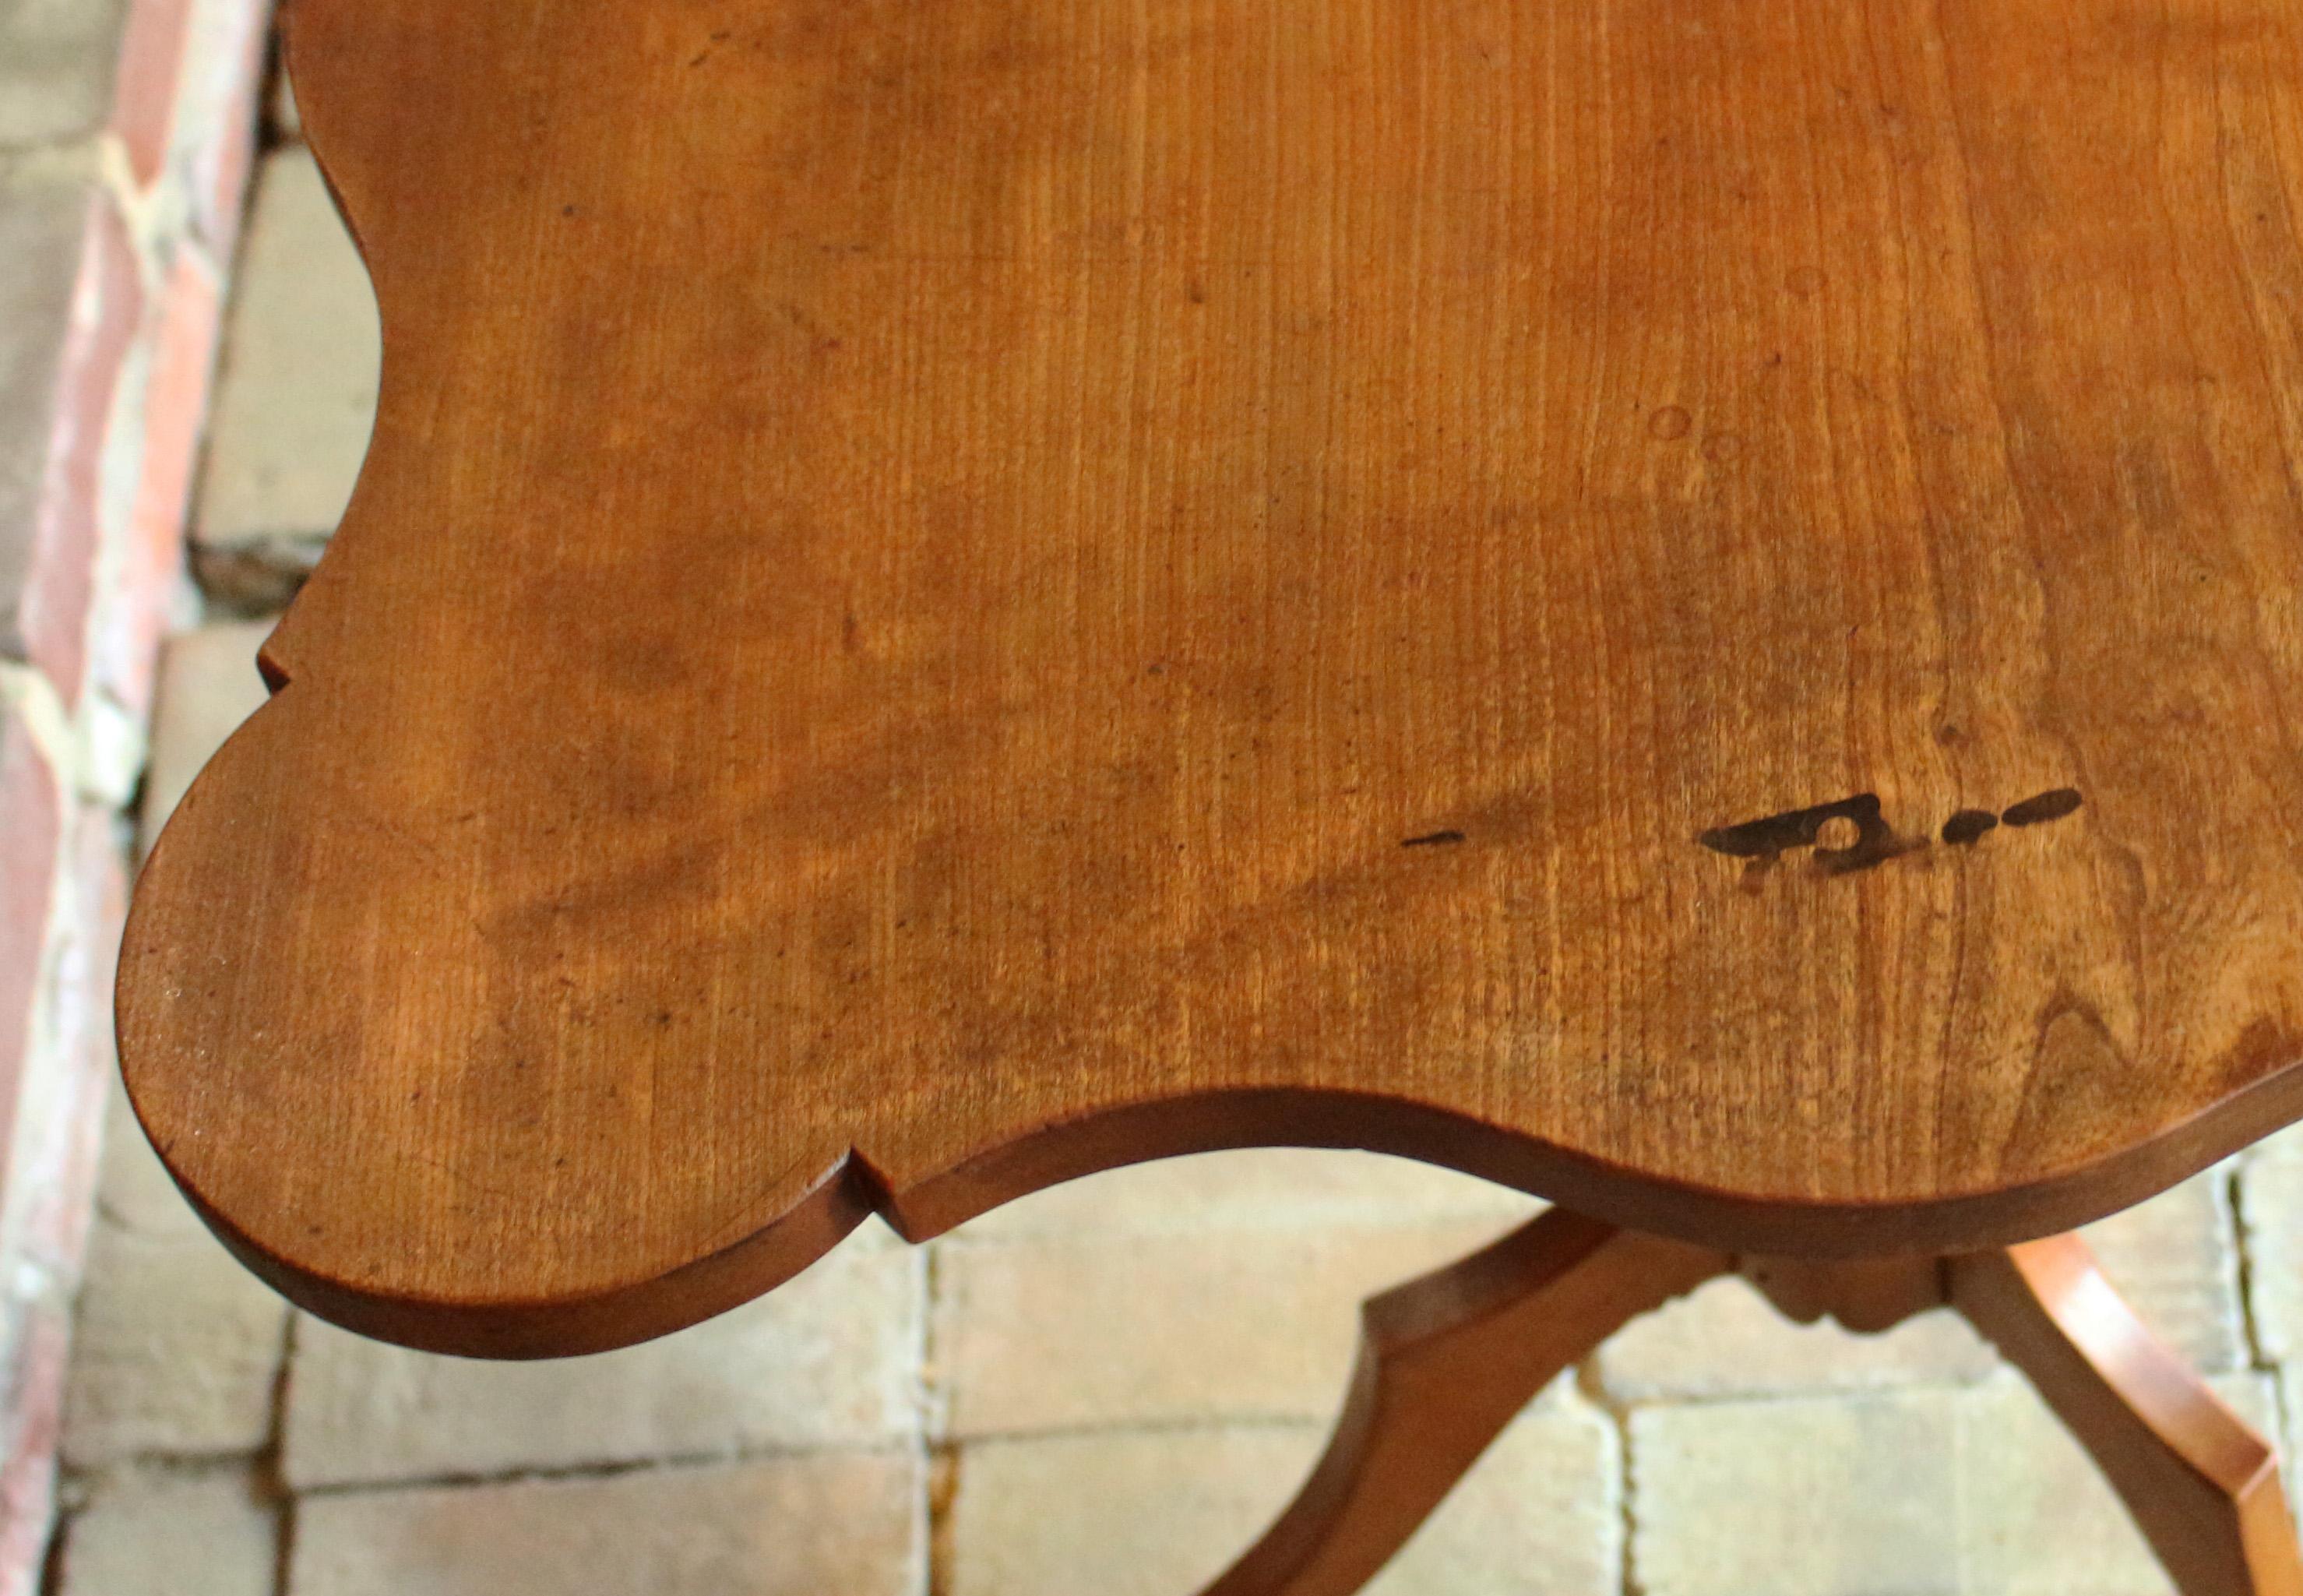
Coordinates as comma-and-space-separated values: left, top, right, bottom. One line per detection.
931, 1212, 1528, 1437
1629, 1371, 2283, 1596
289, 1453, 923, 1596
135, 617, 269, 855
62, 1068, 288, 1467
56, 1469, 276, 1596
943, 1390, 1620, 1596
283, 1228, 924, 1489
189, 146, 376, 612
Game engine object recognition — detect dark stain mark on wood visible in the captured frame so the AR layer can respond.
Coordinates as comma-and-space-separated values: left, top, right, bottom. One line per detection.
1702, 794, 1886, 859
1707, 787, 2083, 879
1942, 809, 1999, 846
1403, 830, 1467, 848
1815, 830, 1927, 876
2002, 788, 2083, 827
688, 28, 732, 68
1702, 794, 1922, 878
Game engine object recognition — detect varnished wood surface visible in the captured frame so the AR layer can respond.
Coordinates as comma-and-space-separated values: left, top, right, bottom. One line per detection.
121, 0, 2303, 1352
1956, 1238, 2303, 1596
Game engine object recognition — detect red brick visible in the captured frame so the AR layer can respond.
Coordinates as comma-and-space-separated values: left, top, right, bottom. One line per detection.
2, 194, 140, 710
0, 819, 125, 1596
90, 246, 217, 720
14, 809, 127, 1277
0, 1305, 69, 1596
109, 0, 196, 191
0, 707, 63, 1189
0, 185, 95, 691
181, 5, 270, 260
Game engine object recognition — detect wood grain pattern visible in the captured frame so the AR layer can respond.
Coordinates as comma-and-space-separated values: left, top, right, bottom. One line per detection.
119, 0, 2303, 1353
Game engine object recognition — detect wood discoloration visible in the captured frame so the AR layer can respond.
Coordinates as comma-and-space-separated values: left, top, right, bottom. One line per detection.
115, 0, 2303, 1355
1698, 794, 1894, 861
1704, 787, 2086, 876
1943, 809, 2002, 847
2004, 788, 2086, 828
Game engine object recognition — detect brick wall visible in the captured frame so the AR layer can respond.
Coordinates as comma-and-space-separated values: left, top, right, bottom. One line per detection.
0, 0, 269, 1587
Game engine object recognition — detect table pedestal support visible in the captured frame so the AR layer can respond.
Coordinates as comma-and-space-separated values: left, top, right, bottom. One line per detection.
1199, 1207, 2303, 1596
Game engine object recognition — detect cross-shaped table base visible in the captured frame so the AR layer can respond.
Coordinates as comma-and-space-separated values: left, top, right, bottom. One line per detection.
1203, 1210, 2303, 1596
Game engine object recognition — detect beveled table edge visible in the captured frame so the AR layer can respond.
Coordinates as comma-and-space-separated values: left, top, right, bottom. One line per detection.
124, 1066, 2303, 1358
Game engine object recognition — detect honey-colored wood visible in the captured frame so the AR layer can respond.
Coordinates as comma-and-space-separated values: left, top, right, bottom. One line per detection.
1954, 1238, 2303, 1596
1743, 1251, 1946, 1333
1203, 1209, 1725, 1596
118, 0, 2303, 1354
1210, 1223, 2303, 1596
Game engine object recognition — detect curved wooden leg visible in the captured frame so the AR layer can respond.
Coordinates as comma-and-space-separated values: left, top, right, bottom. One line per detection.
1953, 1235, 2303, 1596
1199, 1207, 1729, 1596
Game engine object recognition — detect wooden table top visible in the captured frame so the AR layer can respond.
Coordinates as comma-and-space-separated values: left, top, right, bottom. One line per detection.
119, 0, 2303, 1355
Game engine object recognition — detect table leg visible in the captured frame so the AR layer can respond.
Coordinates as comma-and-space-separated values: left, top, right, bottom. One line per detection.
1194, 1217, 2303, 1596
1953, 1236, 2303, 1596
1196, 1207, 1728, 1596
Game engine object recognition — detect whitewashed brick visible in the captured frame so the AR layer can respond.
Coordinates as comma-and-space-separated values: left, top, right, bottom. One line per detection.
283, 1227, 923, 1489
291, 1452, 922, 1596
0, 0, 129, 148
2241, 1150, 2303, 1364
192, 147, 375, 598
933, 1217, 1520, 1438
59, 1470, 276, 1596
946, 1386, 1618, 1596
2079, 1168, 2247, 1374
1599, 1277, 1998, 1404
62, 1229, 289, 1465
63, 1082, 289, 1465
136, 619, 269, 855
1629, 1369, 2278, 1596
946, 1148, 1537, 1242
